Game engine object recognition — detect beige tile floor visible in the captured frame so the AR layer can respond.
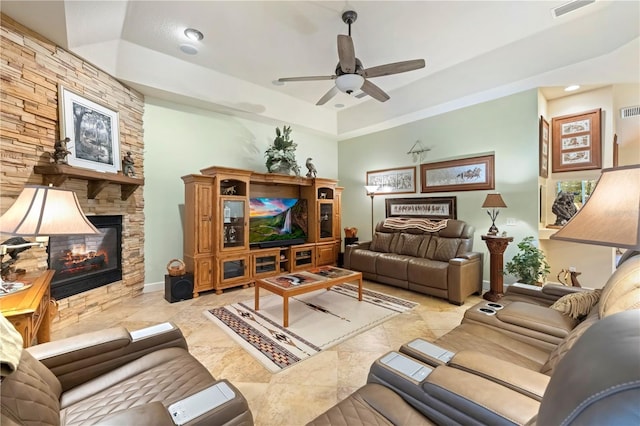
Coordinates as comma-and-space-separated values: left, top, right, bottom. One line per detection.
51, 281, 482, 426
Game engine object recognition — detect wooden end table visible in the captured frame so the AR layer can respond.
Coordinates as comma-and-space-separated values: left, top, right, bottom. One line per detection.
255, 267, 362, 327
1, 270, 54, 347
481, 235, 513, 302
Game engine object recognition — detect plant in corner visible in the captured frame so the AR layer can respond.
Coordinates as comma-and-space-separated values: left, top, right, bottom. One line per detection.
265, 125, 300, 176
504, 236, 550, 285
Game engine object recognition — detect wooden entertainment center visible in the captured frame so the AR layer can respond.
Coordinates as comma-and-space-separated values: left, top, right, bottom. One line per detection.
182, 166, 342, 296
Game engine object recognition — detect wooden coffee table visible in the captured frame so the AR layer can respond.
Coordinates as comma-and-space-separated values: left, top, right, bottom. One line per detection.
254, 266, 363, 327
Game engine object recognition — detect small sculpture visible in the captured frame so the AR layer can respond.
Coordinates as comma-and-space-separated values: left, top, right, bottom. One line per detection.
222, 186, 236, 195
1, 237, 31, 280
552, 191, 577, 226
305, 157, 317, 178
122, 151, 135, 177
51, 137, 71, 164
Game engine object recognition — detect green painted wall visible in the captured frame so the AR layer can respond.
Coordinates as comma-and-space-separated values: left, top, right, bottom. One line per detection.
338, 89, 540, 285
143, 98, 338, 286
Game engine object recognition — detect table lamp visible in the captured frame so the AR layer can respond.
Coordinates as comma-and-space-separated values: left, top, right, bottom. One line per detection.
551, 165, 640, 257
364, 185, 378, 237
0, 185, 99, 291
482, 193, 507, 235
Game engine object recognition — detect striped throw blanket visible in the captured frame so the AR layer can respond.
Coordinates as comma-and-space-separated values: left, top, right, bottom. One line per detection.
383, 218, 449, 232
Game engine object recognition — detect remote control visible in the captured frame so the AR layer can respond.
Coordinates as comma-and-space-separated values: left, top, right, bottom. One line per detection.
168, 382, 236, 425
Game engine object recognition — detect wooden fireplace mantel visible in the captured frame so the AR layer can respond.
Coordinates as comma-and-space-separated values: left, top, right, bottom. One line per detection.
34, 164, 144, 200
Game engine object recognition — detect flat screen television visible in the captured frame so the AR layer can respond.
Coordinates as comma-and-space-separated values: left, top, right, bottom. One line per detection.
249, 197, 308, 248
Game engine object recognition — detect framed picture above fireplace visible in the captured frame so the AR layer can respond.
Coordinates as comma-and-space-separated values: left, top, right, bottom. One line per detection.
58, 86, 121, 173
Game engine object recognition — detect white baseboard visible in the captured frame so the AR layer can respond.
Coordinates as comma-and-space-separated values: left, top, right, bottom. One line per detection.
144, 281, 163, 293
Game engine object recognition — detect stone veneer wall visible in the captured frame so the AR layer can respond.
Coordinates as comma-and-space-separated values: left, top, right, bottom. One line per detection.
0, 14, 145, 330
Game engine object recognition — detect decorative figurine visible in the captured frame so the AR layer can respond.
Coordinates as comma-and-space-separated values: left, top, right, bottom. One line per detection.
305, 157, 317, 178
552, 191, 577, 226
51, 137, 71, 164
222, 186, 236, 195
122, 151, 135, 177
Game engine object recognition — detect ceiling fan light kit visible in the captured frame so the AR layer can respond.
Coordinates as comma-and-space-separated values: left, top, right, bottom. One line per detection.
276, 10, 426, 106
335, 74, 364, 93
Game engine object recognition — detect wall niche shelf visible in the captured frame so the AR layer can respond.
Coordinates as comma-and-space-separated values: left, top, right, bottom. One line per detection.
34, 164, 144, 200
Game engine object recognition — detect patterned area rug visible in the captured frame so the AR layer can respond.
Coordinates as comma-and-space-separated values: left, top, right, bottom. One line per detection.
203, 283, 418, 373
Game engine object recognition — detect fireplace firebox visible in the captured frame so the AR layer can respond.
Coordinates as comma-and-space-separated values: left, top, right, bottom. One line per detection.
48, 215, 122, 299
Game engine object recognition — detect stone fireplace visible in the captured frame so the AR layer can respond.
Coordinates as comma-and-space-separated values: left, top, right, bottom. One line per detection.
48, 215, 123, 299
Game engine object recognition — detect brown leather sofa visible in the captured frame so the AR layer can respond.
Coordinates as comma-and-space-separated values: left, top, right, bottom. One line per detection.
309, 254, 640, 425
344, 219, 482, 305
0, 320, 253, 426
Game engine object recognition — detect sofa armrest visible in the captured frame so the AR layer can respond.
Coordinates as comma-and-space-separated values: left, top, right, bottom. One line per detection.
344, 241, 372, 268
28, 322, 188, 391
495, 302, 578, 338
447, 252, 483, 305
94, 402, 174, 426
541, 283, 591, 297
447, 350, 550, 401
422, 366, 540, 425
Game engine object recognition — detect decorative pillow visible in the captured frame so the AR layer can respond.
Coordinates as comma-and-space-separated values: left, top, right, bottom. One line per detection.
370, 232, 394, 253
550, 289, 602, 319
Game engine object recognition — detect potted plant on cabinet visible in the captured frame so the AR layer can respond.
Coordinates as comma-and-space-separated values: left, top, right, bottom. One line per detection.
504, 236, 550, 285
265, 125, 300, 176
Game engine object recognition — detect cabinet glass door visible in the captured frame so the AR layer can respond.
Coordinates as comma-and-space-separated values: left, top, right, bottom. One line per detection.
319, 202, 333, 239
222, 257, 247, 281
222, 199, 245, 249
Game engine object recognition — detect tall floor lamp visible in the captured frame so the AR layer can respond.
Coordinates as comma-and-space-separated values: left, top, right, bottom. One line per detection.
364, 185, 378, 238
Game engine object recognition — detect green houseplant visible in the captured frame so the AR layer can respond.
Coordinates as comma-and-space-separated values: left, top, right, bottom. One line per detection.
265, 125, 300, 176
504, 236, 550, 285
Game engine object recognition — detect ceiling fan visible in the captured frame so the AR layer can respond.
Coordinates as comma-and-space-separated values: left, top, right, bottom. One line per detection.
277, 10, 426, 106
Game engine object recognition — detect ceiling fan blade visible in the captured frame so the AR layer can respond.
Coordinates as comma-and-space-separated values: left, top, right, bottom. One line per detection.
355, 91, 368, 99
316, 86, 339, 106
337, 34, 356, 73
361, 80, 390, 102
278, 75, 336, 82
363, 59, 426, 78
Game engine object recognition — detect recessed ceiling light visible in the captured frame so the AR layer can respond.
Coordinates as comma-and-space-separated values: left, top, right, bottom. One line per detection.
334, 104, 345, 108
184, 28, 204, 41
179, 44, 198, 55
272, 80, 284, 86
564, 85, 581, 92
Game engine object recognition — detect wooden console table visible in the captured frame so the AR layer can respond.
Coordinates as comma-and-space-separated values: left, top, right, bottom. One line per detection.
481, 235, 513, 302
1, 270, 54, 347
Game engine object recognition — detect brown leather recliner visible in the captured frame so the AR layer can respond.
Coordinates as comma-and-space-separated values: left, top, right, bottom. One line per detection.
308, 309, 640, 425
0, 320, 253, 425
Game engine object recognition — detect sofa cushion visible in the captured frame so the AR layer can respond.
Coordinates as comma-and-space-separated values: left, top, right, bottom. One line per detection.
540, 305, 600, 375
349, 250, 379, 275
407, 258, 449, 290
377, 253, 410, 280
60, 347, 217, 424
432, 238, 461, 262
397, 233, 424, 257
550, 289, 601, 319
371, 232, 394, 253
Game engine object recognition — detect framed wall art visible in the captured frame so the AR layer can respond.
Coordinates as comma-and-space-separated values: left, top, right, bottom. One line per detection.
551, 108, 601, 173
420, 154, 494, 193
58, 86, 121, 173
366, 166, 416, 194
385, 197, 457, 219
539, 116, 549, 178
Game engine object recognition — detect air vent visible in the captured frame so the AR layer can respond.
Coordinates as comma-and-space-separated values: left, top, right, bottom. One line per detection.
620, 105, 640, 119
552, 0, 596, 18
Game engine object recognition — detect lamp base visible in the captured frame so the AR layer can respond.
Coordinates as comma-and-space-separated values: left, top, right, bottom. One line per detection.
487, 224, 499, 235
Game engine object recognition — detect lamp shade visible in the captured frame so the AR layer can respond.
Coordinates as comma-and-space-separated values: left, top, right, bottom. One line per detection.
551, 165, 640, 249
0, 185, 99, 236
364, 185, 378, 195
482, 193, 507, 208
336, 74, 364, 93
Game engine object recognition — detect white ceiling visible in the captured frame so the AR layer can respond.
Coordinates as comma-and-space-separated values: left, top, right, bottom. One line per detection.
2, 1, 639, 138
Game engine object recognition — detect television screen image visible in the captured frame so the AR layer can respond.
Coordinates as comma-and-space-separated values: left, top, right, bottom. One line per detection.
249, 198, 308, 247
